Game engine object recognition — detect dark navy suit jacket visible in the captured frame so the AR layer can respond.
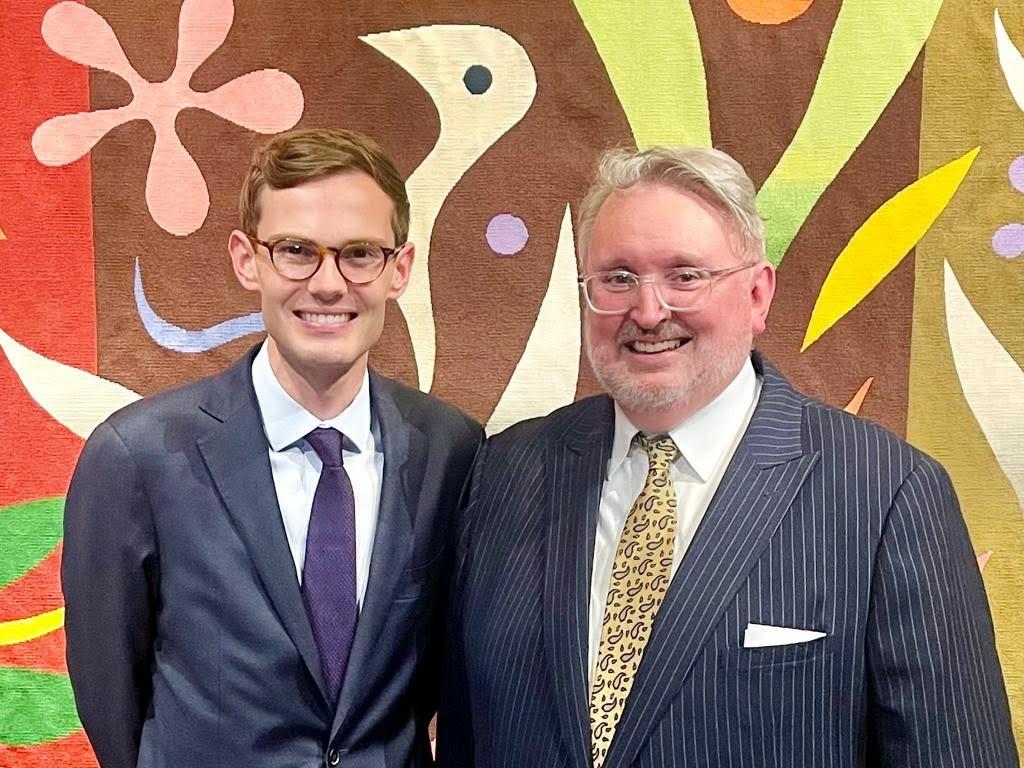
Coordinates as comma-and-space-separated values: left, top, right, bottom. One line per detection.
438, 354, 1017, 768
62, 347, 482, 768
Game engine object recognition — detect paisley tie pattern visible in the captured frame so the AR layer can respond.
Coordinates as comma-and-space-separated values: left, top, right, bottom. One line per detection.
589, 433, 679, 767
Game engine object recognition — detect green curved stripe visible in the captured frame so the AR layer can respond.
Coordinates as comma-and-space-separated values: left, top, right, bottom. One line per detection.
0, 497, 64, 591
757, 0, 945, 265
0, 667, 80, 746
574, 0, 710, 148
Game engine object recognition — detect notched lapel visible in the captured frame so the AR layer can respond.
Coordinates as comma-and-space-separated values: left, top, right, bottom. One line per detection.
543, 397, 614, 768
333, 375, 420, 737
195, 359, 328, 702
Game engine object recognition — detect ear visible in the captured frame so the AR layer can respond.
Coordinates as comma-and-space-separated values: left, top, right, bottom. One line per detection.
386, 242, 415, 300
749, 261, 776, 336
228, 229, 261, 293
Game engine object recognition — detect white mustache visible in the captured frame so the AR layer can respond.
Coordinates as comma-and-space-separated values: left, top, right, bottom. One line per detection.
617, 320, 690, 344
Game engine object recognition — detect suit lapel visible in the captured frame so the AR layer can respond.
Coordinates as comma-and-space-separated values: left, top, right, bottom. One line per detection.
603, 356, 820, 768
195, 350, 328, 701
332, 373, 421, 736
544, 397, 614, 768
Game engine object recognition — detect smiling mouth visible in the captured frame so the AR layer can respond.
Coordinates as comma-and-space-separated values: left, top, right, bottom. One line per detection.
297, 311, 354, 326
625, 338, 689, 354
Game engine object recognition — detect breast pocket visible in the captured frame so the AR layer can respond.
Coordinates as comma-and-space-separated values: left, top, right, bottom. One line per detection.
717, 632, 842, 767
729, 631, 833, 672
393, 545, 446, 602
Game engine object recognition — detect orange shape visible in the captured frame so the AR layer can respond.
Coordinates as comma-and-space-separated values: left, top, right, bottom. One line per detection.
977, 551, 993, 572
844, 377, 875, 416
727, 0, 815, 24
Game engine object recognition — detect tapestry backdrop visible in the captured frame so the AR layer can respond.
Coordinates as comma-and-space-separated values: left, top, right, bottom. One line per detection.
1, 0, 1022, 762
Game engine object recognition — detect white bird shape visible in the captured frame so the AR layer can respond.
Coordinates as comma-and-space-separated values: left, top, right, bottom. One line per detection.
360, 24, 538, 392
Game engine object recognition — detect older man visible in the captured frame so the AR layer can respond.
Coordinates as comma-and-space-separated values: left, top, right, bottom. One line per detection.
438, 146, 1017, 767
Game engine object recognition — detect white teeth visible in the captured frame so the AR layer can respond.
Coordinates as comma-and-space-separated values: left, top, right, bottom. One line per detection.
300, 312, 352, 325
631, 339, 682, 353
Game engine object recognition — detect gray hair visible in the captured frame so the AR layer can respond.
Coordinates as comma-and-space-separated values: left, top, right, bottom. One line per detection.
575, 146, 766, 268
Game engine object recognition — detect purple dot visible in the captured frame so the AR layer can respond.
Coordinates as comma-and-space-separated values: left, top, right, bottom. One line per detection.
992, 223, 1024, 259
486, 214, 529, 255
1010, 156, 1024, 194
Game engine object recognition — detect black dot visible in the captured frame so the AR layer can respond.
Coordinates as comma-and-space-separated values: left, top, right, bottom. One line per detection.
463, 65, 492, 95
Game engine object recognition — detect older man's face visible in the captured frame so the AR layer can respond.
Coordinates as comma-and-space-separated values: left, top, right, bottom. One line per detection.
583, 181, 775, 426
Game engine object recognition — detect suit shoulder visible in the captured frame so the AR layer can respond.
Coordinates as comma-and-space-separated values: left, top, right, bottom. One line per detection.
371, 373, 482, 443
799, 392, 941, 476
486, 395, 609, 452
99, 371, 222, 444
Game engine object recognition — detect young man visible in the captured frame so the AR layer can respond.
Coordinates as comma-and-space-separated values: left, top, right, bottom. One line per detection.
438, 146, 1017, 768
63, 128, 482, 768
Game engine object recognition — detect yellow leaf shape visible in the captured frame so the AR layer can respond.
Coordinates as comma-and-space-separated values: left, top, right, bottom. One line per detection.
843, 377, 875, 415
801, 147, 980, 352
0, 607, 65, 646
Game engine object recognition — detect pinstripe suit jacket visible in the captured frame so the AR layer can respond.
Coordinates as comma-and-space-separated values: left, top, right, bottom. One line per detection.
437, 354, 1018, 768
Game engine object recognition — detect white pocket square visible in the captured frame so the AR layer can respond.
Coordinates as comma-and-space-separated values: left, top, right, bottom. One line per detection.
743, 622, 827, 648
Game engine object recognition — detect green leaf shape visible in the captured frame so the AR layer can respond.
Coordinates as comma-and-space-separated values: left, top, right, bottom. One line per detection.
0, 666, 80, 746
0, 497, 64, 591
573, 0, 711, 148
757, 0, 946, 265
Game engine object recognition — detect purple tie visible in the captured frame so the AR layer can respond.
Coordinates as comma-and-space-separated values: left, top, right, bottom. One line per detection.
301, 427, 357, 705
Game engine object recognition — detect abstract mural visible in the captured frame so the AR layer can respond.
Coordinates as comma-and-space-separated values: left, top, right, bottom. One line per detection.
0, 0, 1021, 762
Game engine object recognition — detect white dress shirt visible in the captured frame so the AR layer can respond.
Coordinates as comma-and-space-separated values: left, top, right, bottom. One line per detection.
251, 342, 383, 608
587, 360, 762, 685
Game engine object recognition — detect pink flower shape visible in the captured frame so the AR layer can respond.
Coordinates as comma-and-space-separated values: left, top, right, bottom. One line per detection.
32, 0, 305, 236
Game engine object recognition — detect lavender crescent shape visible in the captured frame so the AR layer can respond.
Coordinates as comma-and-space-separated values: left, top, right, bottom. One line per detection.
134, 257, 264, 353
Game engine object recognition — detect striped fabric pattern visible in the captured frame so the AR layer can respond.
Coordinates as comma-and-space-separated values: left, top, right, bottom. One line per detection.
437, 354, 1018, 768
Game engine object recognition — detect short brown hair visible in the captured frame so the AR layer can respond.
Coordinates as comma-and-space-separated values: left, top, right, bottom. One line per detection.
239, 128, 411, 244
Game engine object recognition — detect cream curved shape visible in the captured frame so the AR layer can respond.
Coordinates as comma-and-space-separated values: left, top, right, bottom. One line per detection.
360, 25, 538, 392
0, 327, 140, 438
943, 261, 1024, 514
995, 8, 1024, 113
486, 205, 580, 436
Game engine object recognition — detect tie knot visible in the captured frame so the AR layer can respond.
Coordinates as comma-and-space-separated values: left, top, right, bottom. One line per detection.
636, 433, 679, 470
305, 427, 344, 467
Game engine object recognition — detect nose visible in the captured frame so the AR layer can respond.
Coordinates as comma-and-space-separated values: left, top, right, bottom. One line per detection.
629, 280, 670, 329
306, 255, 350, 299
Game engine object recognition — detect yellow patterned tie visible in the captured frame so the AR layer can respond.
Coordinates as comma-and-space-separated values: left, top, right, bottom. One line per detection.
589, 433, 679, 768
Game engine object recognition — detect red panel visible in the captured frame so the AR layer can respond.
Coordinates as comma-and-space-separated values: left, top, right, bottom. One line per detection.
0, 2, 95, 764
0, 546, 67, 674
0, 0, 94, 509
0, 730, 98, 768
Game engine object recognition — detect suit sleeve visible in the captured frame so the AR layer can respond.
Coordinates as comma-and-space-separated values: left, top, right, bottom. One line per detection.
412, 420, 483, 758
865, 458, 1018, 767
62, 420, 159, 768
435, 439, 489, 768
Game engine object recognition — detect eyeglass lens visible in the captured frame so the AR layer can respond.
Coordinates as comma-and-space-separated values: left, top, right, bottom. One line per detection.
271, 240, 388, 282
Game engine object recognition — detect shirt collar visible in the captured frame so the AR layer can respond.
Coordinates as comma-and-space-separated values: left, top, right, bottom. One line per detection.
608, 357, 759, 482
251, 340, 372, 453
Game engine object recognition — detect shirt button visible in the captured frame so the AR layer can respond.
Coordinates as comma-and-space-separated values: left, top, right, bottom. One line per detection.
327, 747, 341, 766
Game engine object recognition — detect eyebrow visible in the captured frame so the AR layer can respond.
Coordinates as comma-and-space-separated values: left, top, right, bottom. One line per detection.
264, 234, 392, 248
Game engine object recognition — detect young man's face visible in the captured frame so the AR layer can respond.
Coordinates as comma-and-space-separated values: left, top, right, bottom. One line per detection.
229, 171, 412, 390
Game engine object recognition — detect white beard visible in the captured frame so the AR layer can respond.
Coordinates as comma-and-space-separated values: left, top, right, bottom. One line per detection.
584, 320, 751, 415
